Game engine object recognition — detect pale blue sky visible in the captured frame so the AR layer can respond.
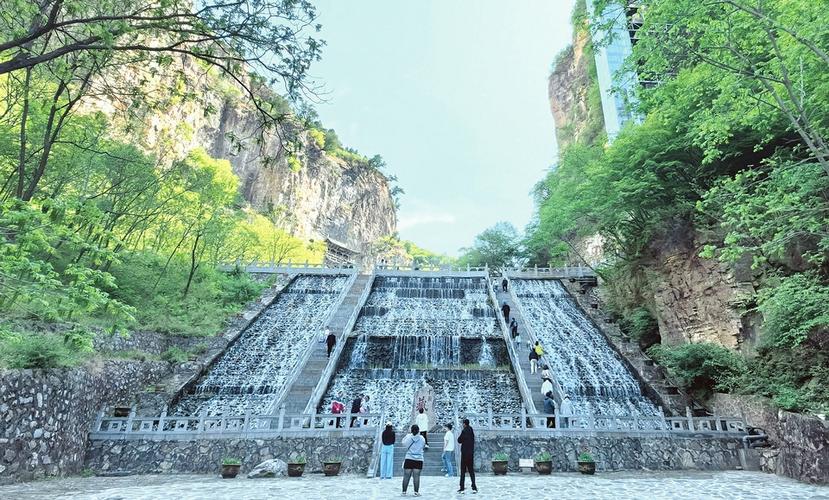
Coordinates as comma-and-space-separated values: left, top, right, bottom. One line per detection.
310, 0, 576, 255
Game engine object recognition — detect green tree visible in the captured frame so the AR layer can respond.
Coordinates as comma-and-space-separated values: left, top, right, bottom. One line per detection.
458, 222, 522, 269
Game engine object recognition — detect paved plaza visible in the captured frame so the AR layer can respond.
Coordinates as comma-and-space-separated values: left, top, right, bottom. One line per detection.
0, 471, 826, 500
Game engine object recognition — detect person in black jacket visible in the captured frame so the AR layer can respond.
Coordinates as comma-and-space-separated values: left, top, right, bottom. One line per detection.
325, 329, 336, 358
379, 422, 395, 479
501, 302, 510, 322
349, 395, 362, 427
457, 418, 477, 494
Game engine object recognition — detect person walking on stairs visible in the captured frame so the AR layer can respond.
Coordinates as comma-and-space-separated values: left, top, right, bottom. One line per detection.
442, 423, 456, 477
544, 391, 557, 428
534, 341, 545, 358
379, 422, 395, 479
510, 318, 518, 338
325, 329, 336, 358
457, 418, 477, 494
415, 408, 430, 448
501, 302, 510, 323
401, 424, 426, 496
529, 348, 539, 374
541, 377, 553, 397
501, 277, 508, 292
559, 395, 574, 429
350, 395, 363, 427
540, 364, 551, 381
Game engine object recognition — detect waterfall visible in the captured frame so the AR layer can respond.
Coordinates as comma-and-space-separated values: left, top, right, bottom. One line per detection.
478, 338, 495, 367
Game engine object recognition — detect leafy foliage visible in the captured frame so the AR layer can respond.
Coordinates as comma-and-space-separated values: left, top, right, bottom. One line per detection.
648, 343, 747, 401
458, 222, 522, 269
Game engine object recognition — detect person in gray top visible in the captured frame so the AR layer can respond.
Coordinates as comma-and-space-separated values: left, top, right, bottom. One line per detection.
402, 424, 426, 496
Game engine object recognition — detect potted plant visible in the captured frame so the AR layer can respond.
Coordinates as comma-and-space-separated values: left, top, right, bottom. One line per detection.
221, 458, 241, 479
323, 457, 343, 476
491, 452, 509, 475
534, 451, 553, 475
287, 455, 306, 477
577, 451, 596, 475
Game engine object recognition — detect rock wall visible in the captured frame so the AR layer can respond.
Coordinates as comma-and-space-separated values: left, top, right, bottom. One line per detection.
710, 393, 829, 484
85, 57, 396, 251
85, 436, 374, 475
0, 361, 170, 484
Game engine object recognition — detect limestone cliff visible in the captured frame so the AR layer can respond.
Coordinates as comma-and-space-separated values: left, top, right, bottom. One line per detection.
86, 57, 396, 251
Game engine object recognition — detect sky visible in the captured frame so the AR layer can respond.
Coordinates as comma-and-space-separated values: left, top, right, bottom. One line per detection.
310, 0, 576, 256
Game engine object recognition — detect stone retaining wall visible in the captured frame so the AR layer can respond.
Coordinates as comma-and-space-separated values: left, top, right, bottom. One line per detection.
85, 436, 375, 476
0, 360, 170, 484
472, 434, 743, 472
711, 393, 828, 484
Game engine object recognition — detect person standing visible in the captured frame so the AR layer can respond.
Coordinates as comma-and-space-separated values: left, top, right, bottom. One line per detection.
540, 364, 551, 381
402, 424, 426, 496
380, 422, 395, 479
543, 391, 557, 428
501, 277, 508, 292
501, 302, 511, 323
360, 395, 371, 427
529, 348, 539, 374
457, 418, 477, 494
541, 377, 553, 397
510, 318, 518, 338
442, 423, 456, 477
415, 408, 430, 448
559, 394, 574, 429
331, 397, 345, 428
534, 341, 545, 358
325, 328, 336, 358
350, 395, 363, 428
514, 329, 521, 351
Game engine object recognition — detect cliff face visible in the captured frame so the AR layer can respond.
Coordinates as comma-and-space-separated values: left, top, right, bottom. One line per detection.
547, 30, 605, 151
88, 57, 396, 251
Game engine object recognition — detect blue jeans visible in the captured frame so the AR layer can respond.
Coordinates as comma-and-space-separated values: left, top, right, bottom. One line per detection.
442, 450, 455, 476
380, 444, 394, 478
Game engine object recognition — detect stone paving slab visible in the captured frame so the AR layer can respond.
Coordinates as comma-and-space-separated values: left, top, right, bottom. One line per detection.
0, 471, 826, 500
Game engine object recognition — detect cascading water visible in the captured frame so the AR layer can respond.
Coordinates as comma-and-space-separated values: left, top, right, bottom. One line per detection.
173, 275, 349, 416
512, 279, 659, 417
322, 276, 523, 428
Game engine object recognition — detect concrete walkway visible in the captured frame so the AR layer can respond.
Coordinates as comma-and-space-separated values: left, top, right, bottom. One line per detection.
1, 471, 825, 500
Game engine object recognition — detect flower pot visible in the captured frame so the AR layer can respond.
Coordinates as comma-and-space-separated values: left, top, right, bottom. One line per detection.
221, 464, 240, 479
535, 461, 552, 475
491, 460, 508, 475
577, 461, 596, 475
323, 462, 341, 476
287, 463, 305, 477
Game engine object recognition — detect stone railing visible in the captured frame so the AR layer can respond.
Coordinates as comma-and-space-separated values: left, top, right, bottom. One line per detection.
218, 260, 357, 275
486, 279, 537, 413
463, 411, 747, 437
375, 264, 489, 277
303, 272, 376, 414
266, 271, 359, 414
90, 408, 385, 441
503, 265, 596, 279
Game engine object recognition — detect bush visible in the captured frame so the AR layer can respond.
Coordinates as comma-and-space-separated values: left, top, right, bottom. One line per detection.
756, 272, 829, 349
648, 343, 746, 401
161, 347, 189, 364
0, 330, 86, 368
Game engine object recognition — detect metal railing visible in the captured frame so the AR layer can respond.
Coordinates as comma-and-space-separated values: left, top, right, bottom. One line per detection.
266, 271, 359, 414
503, 265, 596, 279
486, 279, 537, 414
218, 259, 357, 275
303, 272, 376, 414
90, 408, 385, 440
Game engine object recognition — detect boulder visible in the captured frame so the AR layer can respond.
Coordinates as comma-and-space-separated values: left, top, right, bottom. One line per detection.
246, 458, 287, 478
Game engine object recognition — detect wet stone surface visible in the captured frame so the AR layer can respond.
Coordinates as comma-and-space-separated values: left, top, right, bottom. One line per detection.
0, 471, 826, 499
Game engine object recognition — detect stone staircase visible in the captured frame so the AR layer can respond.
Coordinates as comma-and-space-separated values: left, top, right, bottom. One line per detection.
495, 288, 546, 414
387, 432, 448, 477
280, 274, 374, 414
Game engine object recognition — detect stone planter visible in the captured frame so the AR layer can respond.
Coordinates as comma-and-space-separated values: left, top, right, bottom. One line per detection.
491, 460, 508, 475
535, 461, 552, 475
577, 461, 596, 475
323, 462, 342, 476
287, 463, 305, 477
221, 464, 241, 479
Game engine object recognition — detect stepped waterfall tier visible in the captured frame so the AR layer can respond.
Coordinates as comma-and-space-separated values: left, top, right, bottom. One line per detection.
174, 275, 350, 416
322, 276, 522, 428
512, 279, 659, 417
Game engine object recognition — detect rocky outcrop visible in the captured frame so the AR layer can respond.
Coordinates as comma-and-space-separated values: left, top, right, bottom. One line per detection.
711, 393, 829, 484
548, 30, 605, 151
85, 57, 396, 251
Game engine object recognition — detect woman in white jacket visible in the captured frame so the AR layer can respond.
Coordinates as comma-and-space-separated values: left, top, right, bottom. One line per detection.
415, 408, 430, 449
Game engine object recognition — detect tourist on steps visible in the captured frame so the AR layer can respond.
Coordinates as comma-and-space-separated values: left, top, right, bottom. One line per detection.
534, 341, 545, 358
541, 377, 553, 397
402, 424, 426, 496
442, 423, 456, 477
540, 364, 551, 381
350, 395, 363, 427
325, 329, 336, 358
331, 397, 345, 428
360, 395, 371, 427
415, 408, 430, 448
544, 391, 557, 428
380, 422, 395, 479
501, 302, 510, 322
559, 395, 574, 429
510, 318, 518, 338
529, 348, 539, 374
514, 329, 521, 350
457, 418, 478, 494
501, 277, 508, 292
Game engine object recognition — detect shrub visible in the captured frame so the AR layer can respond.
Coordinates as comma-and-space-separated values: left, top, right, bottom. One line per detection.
222, 458, 241, 466
648, 343, 746, 401
756, 272, 829, 349
0, 331, 85, 368
161, 347, 189, 364
535, 451, 552, 462
289, 455, 306, 464
492, 452, 509, 461
577, 452, 594, 462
